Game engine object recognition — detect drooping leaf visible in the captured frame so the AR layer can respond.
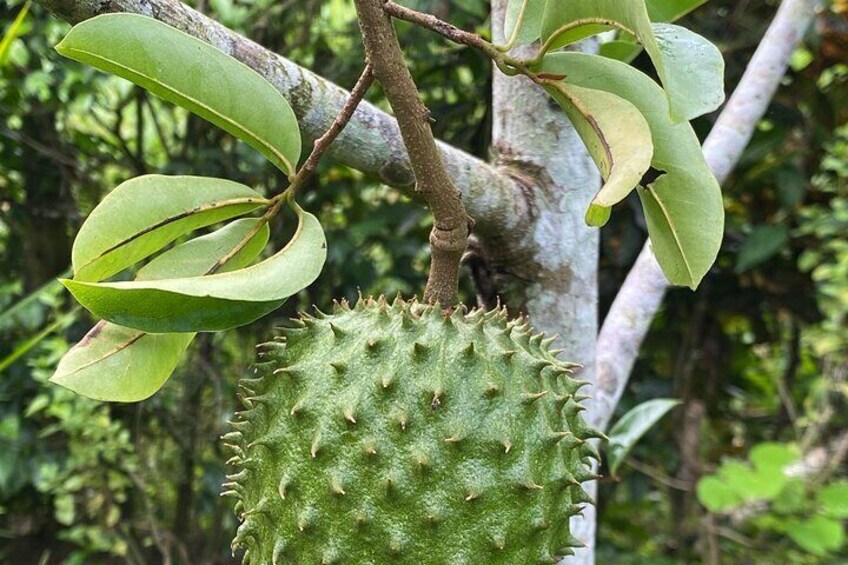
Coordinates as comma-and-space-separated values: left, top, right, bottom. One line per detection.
56, 13, 301, 174
543, 80, 653, 225
503, 0, 546, 47
541, 0, 725, 122
606, 398, 680, 475
71, 175, 268, 282
51, 218, 270, 402
0, 0, 30, 66
62, 205, 326, 333
539, 52, 724, 288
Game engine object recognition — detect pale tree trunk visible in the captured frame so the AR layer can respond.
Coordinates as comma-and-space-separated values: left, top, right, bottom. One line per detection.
489, 3, 600, 562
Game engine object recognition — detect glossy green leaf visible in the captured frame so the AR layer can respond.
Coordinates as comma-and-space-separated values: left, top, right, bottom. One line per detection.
539, 52, 724, 288
606, 398, 680, 475
51, 218, 270, 402
56, 13, 301, 174
541, 0, 725, 122
62, 205, 326, 333
72, 175, 267, 282
503, 0, 546, 47
543, 80, 653, 225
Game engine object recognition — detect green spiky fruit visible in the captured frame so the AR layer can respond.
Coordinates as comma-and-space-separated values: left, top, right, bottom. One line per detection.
224, 297, 601, 564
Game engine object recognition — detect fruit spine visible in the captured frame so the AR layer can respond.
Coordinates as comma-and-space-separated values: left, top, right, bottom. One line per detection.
224, 297, 601, 564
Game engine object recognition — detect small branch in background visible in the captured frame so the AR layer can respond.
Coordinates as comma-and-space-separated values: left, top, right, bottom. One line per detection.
285, 63, 374, 198
625, 458, 693, 491
354, 0, 472, 308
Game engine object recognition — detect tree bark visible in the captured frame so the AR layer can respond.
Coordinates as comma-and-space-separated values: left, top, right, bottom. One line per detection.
489, 3, 601, 562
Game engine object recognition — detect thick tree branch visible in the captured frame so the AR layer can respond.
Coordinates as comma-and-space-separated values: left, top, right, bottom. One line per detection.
35, 0, 528, 244
593, 0, 822, 432
354, 0, 471, 307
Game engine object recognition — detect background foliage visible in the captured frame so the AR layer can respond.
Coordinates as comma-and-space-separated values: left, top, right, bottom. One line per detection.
0, 0, 846, 563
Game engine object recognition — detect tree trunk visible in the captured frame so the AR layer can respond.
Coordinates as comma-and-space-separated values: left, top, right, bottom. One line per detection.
489, 3, 601, 562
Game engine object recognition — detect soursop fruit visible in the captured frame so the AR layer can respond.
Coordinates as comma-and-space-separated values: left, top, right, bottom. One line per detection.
223, 297, 601, 564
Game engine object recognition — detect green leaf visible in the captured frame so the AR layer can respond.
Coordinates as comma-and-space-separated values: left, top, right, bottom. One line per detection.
606, 398, 680, 475
62, 205, 326, 333
51, 218, 270, 402
56, 13, 301, 174
543, 80, 653, 225
697, 475, 743, 512
538, 52, 724, 288
646, 0, 707, 22
541, 0, 725, 122
818, 481, 848, 518
784, 516, 845, 556
749, 442, 799, 473
0, 0, 30, 66
503, 0, 546, 47
71, 175, 267, 282
735, 224, 789, 273
720, 460, 786, 501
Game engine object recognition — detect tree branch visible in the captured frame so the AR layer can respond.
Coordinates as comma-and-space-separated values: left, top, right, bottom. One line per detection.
354, 0, 472, 307
593, 0, 822, 432
34, 0, 527, 244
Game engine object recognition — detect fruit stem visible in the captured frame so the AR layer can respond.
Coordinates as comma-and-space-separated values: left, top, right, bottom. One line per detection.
354, 0, 473, 309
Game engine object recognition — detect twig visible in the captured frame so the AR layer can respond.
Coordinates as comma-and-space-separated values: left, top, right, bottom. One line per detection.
285, 63, 374, 197
625, 458, 693, 491
354, 0, 472, 308
382, 1, 523, 73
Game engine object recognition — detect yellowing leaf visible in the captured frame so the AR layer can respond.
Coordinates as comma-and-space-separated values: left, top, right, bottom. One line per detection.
543, 80, 653, 225
538, 53, 723, 288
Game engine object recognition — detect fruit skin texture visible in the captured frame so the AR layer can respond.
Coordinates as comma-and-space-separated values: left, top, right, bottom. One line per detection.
224, 297, 601, 564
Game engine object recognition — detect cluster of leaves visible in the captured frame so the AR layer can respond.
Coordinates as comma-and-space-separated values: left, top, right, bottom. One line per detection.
505, 0, 725, 288
698, 442, 847, 557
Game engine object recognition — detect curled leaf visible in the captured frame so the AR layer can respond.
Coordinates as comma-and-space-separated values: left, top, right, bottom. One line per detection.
72, 175, 267, 282
62, 205, 327, 333
543, 80, 653, 225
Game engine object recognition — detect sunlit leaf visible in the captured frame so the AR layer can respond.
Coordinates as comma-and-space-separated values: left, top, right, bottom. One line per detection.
51, 218, 270, 402
71, 175, 268, 282
818, 482, 848, 519
646, 0, 708, 23
541, 0, 725, 122
784, 516, 845, 556
606, 398, 680, 475
543, 79, 653, 225
62, 205, 326, 333
539, 52, 724, 288
697, 476, 743, 512
56, 13, 301, 174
